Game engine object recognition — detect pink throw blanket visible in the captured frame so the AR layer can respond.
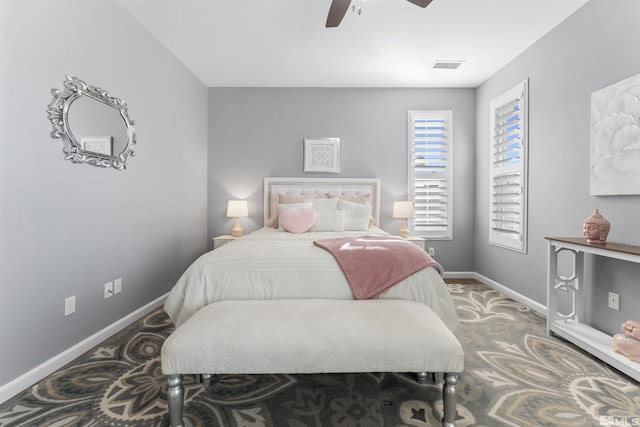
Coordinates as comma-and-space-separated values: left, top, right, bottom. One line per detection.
313, 235, 443, 300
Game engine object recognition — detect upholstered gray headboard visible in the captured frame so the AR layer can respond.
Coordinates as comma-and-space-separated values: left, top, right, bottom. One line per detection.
264, 177, 381, 224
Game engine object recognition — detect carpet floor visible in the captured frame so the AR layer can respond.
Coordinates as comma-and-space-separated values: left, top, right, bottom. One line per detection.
1, 282, 638, 426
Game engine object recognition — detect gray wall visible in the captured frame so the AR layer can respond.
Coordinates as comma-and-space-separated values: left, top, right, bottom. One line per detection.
0, 0, 208, 387
207, 88, 476, 271
475, 0, 640, 334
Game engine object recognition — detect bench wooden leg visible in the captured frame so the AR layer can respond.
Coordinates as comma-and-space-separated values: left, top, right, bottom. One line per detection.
416, 372, 445, 384
441, 372, 459, 427
167, 374, 185, 427
202, 373, 213, 388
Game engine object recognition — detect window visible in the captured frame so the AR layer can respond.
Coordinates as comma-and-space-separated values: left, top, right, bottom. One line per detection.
489, 80, 529, 253
407, 110, 453, 240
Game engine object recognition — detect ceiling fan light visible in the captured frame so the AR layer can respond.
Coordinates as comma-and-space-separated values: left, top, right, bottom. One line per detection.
327, 0, 428, 28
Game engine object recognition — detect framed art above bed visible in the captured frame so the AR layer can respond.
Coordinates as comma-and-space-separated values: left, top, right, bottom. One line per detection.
303, 138, 340, 173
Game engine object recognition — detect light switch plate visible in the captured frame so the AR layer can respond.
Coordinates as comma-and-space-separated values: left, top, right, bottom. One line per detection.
64, 296, 76, 316
608, 292, 620, 310
104, 282, 113, 299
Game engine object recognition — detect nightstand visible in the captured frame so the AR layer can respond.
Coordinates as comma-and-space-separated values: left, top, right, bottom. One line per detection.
405, 236, 426, 251
212, 235, 239, 250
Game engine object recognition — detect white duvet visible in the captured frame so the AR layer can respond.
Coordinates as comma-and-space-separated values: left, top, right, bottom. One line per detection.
164, 227, 459, 332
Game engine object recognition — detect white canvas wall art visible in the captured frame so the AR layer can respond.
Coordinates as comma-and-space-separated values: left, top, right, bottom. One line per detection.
590, 72, 640, 195
304, 138, 340, 173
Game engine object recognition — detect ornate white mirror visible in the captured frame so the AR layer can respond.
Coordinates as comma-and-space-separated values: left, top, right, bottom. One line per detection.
47, 75, 136, 169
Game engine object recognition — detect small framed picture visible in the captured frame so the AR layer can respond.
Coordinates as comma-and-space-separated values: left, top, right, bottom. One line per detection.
304, 138, 340, 173
81, 136, 113, 156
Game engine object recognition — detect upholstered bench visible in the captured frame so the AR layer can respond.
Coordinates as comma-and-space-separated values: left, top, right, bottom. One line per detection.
161, 299, 464, 427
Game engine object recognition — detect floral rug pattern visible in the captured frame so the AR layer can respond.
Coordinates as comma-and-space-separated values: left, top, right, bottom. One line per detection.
0, 282, 638, 426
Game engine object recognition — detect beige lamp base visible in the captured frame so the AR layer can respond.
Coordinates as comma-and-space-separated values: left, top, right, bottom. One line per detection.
231, 218, 244, 237
397, 219, 410, 238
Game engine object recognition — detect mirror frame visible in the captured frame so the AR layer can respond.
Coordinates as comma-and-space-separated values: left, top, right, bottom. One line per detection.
47, 75, 136, 170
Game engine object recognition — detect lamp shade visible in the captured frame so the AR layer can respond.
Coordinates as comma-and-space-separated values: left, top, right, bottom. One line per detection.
392, 201, 413, 219
227, 200, 248, 218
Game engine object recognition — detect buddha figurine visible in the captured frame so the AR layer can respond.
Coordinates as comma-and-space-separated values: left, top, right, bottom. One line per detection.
612, 320, 640, 363
622, 319, 640, 340
583, 209, 610, 243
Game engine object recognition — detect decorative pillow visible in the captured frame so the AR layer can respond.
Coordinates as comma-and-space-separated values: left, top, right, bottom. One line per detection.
278, 193, 305, 204
278, 202, 313, 230
309, 210, 345, 232
327, 193, 371, 205
265, 193, 326, 228
280, 208, 318, 234
303, 197, 339, 212
338, 199, 372, 231
264, 215, 279, 228
327, 193, 377, 226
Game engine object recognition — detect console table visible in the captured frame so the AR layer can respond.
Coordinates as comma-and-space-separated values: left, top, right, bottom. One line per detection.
546, 237, 640, 382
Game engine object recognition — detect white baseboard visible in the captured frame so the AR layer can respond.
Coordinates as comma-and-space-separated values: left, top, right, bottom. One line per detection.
472, 272, 547, 316
442, 271, 476, 279
0, 294, 168, 405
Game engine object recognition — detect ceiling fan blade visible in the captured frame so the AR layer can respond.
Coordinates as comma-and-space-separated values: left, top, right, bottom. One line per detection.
406, 0, 434, 7
326, 0, 351, 27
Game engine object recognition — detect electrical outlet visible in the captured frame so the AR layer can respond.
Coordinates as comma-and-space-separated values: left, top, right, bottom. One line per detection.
64, 296, 76, 316
428, 247, 435, 257
104, 282, 113, 299
114, 278, 122, 294
608, 292, 620, 311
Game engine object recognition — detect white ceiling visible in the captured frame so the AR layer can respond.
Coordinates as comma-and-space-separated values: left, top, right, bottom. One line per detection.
118, 0, 589, 88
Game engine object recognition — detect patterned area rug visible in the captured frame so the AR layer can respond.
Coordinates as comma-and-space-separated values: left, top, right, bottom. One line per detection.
1, 282, 639, 426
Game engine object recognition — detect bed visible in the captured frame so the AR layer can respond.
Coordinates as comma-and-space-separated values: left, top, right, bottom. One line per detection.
164, 177, 459, 333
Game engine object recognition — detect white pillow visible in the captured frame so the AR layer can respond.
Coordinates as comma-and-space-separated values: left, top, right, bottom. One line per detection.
278, 202, 312, 231
303, 197, 339, 212
338, 199, 372, 231
309, 210, 345, 232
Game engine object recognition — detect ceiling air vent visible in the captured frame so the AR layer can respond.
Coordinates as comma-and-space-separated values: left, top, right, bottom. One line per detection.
431, 61, 464, 70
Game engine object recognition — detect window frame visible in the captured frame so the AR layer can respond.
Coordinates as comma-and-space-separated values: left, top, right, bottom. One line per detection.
407, 110, 453, 240
489, 79, 529, 253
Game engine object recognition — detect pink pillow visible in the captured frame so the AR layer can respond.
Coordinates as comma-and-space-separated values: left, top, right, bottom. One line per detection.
279, 208, 318, 234
265, 193, 328, 228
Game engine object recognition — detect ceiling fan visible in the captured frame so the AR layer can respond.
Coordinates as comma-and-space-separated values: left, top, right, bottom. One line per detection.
326, 0, 434, 27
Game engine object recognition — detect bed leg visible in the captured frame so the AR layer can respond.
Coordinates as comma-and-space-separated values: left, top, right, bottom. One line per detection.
167, 374, 185, 427
441, 372, 459, 427
416, 371, 428, 384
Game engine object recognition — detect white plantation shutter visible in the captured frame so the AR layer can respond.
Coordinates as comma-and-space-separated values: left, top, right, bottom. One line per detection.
489, 80, 528, 253
408, 110, 452, 239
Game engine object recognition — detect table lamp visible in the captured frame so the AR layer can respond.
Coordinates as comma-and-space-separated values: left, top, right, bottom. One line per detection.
393, 201, 413, 238
227, 200, 248, 237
